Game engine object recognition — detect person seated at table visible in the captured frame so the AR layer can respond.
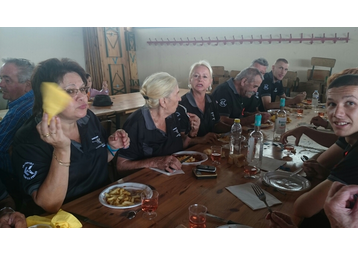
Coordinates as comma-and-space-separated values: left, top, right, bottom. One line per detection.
175, 60, 231, 143
291, 74, 358, 226
116, 72, 198, 173
11, 58, 130, 214
266, 182, 358, 228
85, 73, 109, 100
211, 67, 270, 126
0, 179, 27, 228
242, 58, 269, 114
257, 58, 306, 111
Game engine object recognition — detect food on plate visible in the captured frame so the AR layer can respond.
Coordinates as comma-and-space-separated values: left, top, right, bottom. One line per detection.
104, 187, 142, 206
270, 115, 291, 124
228, 154, 246, 167
286, 117, 291, 123
203, 148, 212, 156
218, 135, 230, 143
176, 155, 196, 162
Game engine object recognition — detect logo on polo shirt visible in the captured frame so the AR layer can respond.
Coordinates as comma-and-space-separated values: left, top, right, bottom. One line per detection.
211, 112, 215, 120
23, 162, 37, 180
172, 127, 181, 137
219, 99, 227, 107
255, 92, 259, 99
274, 88, 277, 93
264, 84, 269, 90
92, 135, 106, 149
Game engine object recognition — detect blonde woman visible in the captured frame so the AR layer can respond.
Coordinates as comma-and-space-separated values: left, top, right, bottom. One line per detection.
117, 72, 198, 172
176, 60, 231, 144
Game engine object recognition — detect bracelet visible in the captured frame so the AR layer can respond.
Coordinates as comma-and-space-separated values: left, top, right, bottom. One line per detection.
53, 152, 71, 167
107, 144, 119, 157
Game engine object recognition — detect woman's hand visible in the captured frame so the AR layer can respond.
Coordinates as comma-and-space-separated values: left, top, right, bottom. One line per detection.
155, 155, 182, 173
108, 129, 130, 150
310, 116, 328, 128
36, 113, 71, 150
188, 113, 200, 137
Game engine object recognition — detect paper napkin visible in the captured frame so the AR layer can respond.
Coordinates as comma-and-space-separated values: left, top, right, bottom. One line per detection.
26, 209, 82, 228
41, 82, 72, 124
149, 168, 185, 176
256, 157, 285, 172
226, 182, 282, 210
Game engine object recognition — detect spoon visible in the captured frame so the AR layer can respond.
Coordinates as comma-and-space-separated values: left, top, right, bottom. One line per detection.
127, 209, 141, 219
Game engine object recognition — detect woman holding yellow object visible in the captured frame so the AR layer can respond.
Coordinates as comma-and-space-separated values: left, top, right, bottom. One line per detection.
12, 58, 130, 214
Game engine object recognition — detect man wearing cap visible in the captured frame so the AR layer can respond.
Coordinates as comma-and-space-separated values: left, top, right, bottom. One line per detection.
258, 58, 306, 111
0, 58, 35, 204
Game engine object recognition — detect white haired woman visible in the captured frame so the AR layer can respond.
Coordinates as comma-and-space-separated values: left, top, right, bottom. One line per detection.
116, 72, 198, 173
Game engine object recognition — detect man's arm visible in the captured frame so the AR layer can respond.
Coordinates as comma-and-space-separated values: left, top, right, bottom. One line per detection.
261, 93, 306, 111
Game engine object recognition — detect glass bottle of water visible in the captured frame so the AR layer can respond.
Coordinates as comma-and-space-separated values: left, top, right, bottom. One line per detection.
246, 114, 263, 178
312, 90, 319, 112
229, 118, 242, 155
273, 98, 287, 142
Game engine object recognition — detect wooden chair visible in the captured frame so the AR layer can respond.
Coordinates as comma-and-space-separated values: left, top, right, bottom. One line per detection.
282, 71, 299, 96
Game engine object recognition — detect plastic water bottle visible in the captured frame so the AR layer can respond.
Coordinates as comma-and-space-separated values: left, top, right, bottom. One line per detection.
246, 114, 263, 178
273, 98, 287, 142
312, 90, 319, 112
229, 118, 242, 155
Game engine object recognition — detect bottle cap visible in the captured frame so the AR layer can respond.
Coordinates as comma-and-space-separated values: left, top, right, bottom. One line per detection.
280, 98, 285, 107
254, 114, 262, 127
234, 118, 240, 123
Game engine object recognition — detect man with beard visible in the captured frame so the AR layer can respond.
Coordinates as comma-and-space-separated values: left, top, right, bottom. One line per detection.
211, 67, 270, 126
258, 58, 306, 111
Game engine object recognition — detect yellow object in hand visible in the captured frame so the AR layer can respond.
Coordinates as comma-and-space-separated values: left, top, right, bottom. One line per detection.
41, 82, 72, 125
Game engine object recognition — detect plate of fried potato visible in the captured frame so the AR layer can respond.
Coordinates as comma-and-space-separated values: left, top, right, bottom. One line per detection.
173, 151, 208, 165
99, 182, 151, 209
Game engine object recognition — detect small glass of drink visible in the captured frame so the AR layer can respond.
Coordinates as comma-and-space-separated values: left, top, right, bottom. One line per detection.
296, 108, 303, 117
141, 190, 159, 220
283, 144, 295, 159
211, 145, 222, 165
306, 98, 312, 104
188, 204, 207, 228
318, 111, 325, 118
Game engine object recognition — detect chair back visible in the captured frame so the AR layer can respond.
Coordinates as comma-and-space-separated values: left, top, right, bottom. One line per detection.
307, 57, 336, 81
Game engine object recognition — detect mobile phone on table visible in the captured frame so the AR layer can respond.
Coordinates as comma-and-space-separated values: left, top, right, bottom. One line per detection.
196, 165, 216, 173
193, 169, 217, 179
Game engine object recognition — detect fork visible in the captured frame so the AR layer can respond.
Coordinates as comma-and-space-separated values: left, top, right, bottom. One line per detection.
178, 104, 190, 119
251, 183, 273, 213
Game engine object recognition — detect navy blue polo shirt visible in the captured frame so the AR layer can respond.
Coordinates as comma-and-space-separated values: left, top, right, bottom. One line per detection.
12, 110, 109, 203
176, 90, 220, 137
118, 106, 184, 160
0, 179, 8, 201
211, 78, 245, 119
328, 137, 358, 184
258, 71, 284, 111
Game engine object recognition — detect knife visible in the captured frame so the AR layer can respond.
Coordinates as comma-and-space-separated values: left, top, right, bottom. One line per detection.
206, 213, 241, 225
69, 212, 111, 228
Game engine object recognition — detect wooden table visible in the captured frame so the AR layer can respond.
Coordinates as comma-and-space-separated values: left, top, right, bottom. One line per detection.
60, 103, 331, 228
89, 88, 189, 128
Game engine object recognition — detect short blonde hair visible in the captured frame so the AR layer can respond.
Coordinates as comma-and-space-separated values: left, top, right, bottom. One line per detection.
140, 72, 178, 109
188, 60, 213, 90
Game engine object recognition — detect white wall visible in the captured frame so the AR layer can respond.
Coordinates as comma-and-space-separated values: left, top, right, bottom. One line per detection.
0, 27, 85, 67
134, 27, 358, 88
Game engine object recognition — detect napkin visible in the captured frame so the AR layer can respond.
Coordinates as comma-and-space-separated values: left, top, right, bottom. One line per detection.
226, 182, 282, 210
256, 157, 285, 172
26, 209, 82, 228
149, 168, 185, 176
41, 82, 72, 125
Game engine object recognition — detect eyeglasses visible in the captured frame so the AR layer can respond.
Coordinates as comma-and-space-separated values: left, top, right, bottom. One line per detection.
64, 86, 88, 97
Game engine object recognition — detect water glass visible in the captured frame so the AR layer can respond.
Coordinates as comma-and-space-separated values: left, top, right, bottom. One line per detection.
141, 190, 159, 220
211, 145, 222, 165
188, 204, 207, 228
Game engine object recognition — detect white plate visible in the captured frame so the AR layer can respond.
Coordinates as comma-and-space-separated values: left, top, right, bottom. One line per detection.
218, 224, 251, 228
99, 182, 151, 209
173, 151, 208, 165
263, 171, 311, 192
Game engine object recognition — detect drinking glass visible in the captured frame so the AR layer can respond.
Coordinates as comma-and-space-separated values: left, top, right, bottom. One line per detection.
318, 111, 325, 118
296, 108, 303, 117
211, 145, 222, 165
283, 144, 295, 158
141, 190, 159, 220
188, 204, 207, 228
306, 98, 312, 104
